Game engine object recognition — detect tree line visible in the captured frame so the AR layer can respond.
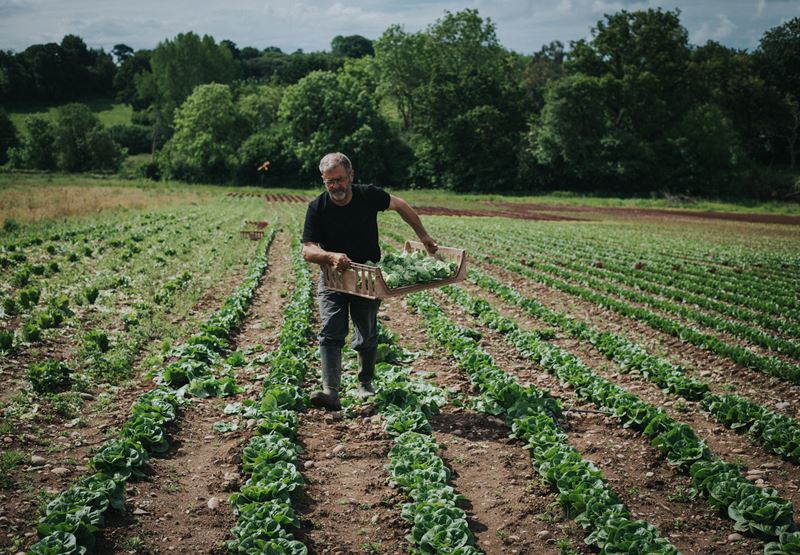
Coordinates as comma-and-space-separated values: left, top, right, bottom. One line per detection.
1, 9, 798, 198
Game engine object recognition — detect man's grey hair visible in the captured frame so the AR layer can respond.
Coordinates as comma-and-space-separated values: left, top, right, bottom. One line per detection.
319, 152, 352, 174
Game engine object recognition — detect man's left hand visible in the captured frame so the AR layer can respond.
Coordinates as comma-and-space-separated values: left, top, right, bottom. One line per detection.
420, 234, 438, 254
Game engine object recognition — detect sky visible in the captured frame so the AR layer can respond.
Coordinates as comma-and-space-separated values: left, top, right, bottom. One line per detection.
0, 0, 798, 55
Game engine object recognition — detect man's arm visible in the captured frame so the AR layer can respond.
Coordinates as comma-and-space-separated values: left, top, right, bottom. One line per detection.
388, 195, 438, 253
303, 242, 352, 271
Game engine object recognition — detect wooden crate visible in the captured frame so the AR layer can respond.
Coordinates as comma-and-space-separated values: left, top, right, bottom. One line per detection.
321, 240, 467, 300
240, 230, 265, 240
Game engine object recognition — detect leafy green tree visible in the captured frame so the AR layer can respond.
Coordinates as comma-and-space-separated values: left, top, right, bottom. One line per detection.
664, 104, 744, 195
8, 116, 57, 170
689, 41, 786, 164
236, 83, 283, 134
0, 109, 18, 165
0, 50, 34, 102
520, 41, 566, 112
158, 83, 242, 183
242, 49, 343, 84
112, 44, 134, 64
755, 17, 800, 167
277, 59, 409, 186
114, 49, 151, 107
53, 103, 125, 172
374, 9, 526, 190
138, 32, 238, 115
331, 35, 374, 58
528, 8, 743, 194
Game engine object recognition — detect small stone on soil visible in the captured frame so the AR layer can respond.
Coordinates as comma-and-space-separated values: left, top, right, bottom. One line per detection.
51, 467, 69, 476
728, 533, 744, 541
207, 497, 221, 510
304, 460, 315, 469
537, 530, 552, 540
30, 455, 46, 466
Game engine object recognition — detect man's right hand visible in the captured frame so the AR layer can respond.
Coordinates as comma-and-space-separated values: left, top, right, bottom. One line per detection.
329, 252, 352, 271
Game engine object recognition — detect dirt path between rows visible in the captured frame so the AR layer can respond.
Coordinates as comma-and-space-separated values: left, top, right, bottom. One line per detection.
460, 280, 800, 513
380, 295, 584, 555
479, 259, 800, 421
426, 289, 762, 554
95, 230, 293, 554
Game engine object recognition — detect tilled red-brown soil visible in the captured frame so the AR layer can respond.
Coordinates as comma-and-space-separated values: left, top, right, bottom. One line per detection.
0, 242, 259, 553
94, 231, 294, 554
478, 259, 800, 421
427, 290, 764, 554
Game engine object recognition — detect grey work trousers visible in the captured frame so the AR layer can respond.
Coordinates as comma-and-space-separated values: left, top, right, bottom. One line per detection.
317, 279, 380, 353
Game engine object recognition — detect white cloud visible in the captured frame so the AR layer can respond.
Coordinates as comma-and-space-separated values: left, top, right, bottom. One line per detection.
692, 13, 737, 44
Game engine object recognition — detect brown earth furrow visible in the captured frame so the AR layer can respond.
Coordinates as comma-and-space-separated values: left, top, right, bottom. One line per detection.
425, 290, 762, 555
381, 296, 585, 555
459, 280, 800, 511
2, 238, 263, 553
294, 409, 409, 555
477, 259, 800, 420
93, 230, 294, 554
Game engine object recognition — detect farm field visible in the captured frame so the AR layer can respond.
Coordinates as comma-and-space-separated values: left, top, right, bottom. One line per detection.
0, 183, 799, 555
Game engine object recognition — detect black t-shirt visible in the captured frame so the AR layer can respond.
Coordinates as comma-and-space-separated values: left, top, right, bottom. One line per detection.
302, 184, 391, 263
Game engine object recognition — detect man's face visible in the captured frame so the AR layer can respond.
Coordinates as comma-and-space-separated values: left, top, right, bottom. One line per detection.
322, 165, 352, 204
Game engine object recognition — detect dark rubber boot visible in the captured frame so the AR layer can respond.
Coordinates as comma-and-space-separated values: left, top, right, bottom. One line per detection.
310, 346, 341, 410
354, 350, 377, 398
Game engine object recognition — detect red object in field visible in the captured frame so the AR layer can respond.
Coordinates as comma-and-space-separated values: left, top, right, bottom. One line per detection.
245, 220, 269, 229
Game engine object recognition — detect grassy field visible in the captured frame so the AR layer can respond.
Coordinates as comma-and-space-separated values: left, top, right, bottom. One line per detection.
6, 98, 132, 132
1, 173, 798, 222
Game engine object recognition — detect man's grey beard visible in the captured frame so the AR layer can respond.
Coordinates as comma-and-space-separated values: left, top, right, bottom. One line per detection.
329, 190, 347, 201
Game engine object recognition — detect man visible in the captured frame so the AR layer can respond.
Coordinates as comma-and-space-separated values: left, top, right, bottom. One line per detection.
302, 152, 438, 411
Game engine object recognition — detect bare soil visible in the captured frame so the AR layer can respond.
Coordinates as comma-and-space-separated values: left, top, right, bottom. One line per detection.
426, 290, 764, 554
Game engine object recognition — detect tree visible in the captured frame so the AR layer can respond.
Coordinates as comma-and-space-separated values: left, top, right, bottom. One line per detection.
53, 103, 125, 172
112, 44, 134, 64
138, 32, 239, 115
236, 83, 283, 134
521, 41, 566, 112
277, 60, 409, 186
158, 83, 242, 183
689, 41, 785, 164
527, 8, 743, 194
755, 17, 800, 167
374, 9, 527, 190
8, 116, 57, 170
331, 35, 374, 58
0, 109, 18, 165
114, 49, 151, 107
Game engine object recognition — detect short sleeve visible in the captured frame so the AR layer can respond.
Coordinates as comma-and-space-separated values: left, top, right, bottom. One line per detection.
301, 201, 319, 244
364, 185, 391, 212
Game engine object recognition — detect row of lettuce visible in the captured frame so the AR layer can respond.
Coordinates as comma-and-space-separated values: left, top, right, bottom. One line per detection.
507, 226, 800, 323
466, 267, 800, 465
407, 290, 681, 553
224, 237, 314, 554
26, 228, 277, 554
436, 283, 799, 553
342, 324, 479, 554
450, 227, 800, 384
520, 232, 800, 336
1, 211, 198, 355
